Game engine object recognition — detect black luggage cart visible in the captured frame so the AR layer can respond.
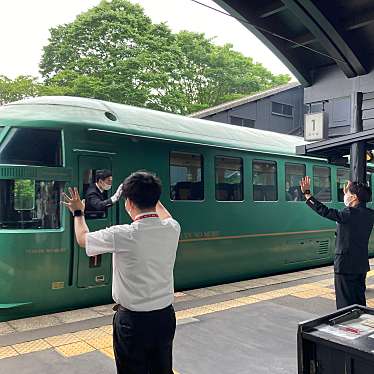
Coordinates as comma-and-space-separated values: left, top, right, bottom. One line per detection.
298, 305, 374, 373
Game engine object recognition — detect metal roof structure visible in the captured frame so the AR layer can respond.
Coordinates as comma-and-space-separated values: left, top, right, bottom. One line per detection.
189, 82, 301, 119
0, 96, 308, 157
214, 0, 374, 86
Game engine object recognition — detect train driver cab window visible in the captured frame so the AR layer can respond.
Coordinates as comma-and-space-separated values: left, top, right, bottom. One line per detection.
170, 152, 204, 201
285, 163, 305, 201
215, 156, 243, 201
0, 128, 62, 166
313, 166, 331, 202
82, 169, 108, 219
253, 160, 277, 201
0, 179, 63, 229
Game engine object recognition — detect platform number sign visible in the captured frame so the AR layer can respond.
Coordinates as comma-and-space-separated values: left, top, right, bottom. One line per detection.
304, 112, 327, 141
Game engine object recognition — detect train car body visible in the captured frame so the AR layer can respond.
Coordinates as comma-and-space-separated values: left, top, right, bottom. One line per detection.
0, 96, 373, 322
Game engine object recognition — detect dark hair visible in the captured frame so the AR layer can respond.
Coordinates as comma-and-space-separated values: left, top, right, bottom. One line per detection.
122, 171, 162, 209
96, 169, 112, 182
349, 182, 372, 203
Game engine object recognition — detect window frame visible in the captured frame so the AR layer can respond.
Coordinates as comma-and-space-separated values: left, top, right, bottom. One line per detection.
313, 165, 332, 202
0, 179, 64, 230
271, 102, 294, 118
285, 162, 306, 202
0, 127, 63, 167
252, 159, 278, 202
169, 151, 204, 202
215, 155, 244, 202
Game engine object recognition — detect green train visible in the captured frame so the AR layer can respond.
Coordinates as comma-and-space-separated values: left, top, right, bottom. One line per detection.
0, 96, 373, 321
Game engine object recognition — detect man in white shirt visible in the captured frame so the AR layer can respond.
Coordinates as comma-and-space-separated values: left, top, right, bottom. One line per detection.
63, 171, 181, 374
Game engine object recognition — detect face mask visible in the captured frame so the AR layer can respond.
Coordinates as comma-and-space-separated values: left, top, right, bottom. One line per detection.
101, 182, 112, 191
344, 194, 353, 207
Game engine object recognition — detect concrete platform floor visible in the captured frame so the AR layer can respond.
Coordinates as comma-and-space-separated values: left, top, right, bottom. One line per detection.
2, 260, 374, 373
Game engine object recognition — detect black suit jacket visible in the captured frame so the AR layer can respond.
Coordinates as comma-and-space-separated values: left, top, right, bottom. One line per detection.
85, 184, 113, 214
306, 196, 374, 274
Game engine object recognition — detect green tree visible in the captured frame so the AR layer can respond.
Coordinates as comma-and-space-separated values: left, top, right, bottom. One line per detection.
40, 0, 185, 112
175, 31, 290, 113
38, 0, 290, 114
0, 75, 40, 105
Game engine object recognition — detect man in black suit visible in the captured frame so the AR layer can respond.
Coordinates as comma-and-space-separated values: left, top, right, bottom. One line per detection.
85, 170, 123, 217
300, 176, 374, 309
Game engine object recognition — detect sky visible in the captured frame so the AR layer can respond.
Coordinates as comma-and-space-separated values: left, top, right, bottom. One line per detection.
0, 0, 294, 80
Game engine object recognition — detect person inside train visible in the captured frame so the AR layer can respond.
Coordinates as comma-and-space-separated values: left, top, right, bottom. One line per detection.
85, 169, 123, 217
63, 171, 181, 374
300, 176, 374, 309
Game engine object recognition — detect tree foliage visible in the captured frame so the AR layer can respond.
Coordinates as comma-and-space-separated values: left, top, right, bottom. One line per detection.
1, 0, 291, 112
0, 76, 40, 105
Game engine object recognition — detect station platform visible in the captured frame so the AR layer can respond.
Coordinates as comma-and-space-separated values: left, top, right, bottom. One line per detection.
2, 260, 374, 374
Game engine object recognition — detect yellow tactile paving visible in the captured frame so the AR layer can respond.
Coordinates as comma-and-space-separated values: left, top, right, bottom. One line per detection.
74, 327, 108, 340
12, 339, 51, 355
313, 279, 334, 286
205, 299, 246, 312
100, 347, 115, 360
290, 288, 332, 299
235, 296, 260, 305
55, 341, 96, 357
85, 335, 113, 349
367, 299, 374, 307
99, 324, 113, 335
319, 293, 336, 300
44, 333, 82, 347
0, 346, 19, 360
176, 306, 213, 320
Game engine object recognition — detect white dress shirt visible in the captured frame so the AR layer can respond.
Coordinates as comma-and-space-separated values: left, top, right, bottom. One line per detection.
85, 212, 180, 311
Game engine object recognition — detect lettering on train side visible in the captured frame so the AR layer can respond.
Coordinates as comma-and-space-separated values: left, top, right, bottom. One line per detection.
26, 248, 67, 254
180, 231, 220, 240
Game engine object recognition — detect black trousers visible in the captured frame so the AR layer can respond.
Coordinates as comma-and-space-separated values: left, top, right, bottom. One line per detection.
334, 273, 367, 309
113, 304, 176, 374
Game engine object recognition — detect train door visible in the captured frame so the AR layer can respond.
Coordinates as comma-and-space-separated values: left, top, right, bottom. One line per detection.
76, 155, 113, 287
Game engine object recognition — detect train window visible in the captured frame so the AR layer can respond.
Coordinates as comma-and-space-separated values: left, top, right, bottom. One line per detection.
0, 128, 62, 167
313, 166, 331, 202
170, 152, 204, 201
337, 168, 350, 202
0, 180, 63, 229
285, 163, 305, 201
82, 169, 108, 219
215, 156, 243, 201
253, 160, 277, 201
14, 179, 36, 210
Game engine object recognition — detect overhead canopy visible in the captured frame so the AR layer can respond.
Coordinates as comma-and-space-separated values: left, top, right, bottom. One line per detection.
214, 0, 374, 86
296, 128, 374, 161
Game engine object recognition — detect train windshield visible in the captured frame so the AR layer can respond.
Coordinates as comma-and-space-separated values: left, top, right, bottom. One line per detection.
0, 128, 62, 166
0, 180, 63, 229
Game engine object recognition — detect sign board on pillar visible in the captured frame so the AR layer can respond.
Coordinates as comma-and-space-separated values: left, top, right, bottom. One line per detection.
304, 112, 328, 141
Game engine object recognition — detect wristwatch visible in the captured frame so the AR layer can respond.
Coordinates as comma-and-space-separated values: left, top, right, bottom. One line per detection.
303, 190, 311, 195
73, 210, 84, 217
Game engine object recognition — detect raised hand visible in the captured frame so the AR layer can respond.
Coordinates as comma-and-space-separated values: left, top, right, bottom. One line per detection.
343, 180, 352, 195
111, 183, 123, 203
62, 187, 85, 214
300, 176, 311, 193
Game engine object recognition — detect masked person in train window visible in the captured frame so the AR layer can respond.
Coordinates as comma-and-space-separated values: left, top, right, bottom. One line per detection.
85, 169, 123, 218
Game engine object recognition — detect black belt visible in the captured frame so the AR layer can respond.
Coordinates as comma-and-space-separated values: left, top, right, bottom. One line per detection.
112, 304, 127, 312
112, 304, 173, 313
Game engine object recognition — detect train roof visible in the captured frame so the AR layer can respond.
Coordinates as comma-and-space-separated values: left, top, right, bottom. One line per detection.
0, 96, 308, 157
